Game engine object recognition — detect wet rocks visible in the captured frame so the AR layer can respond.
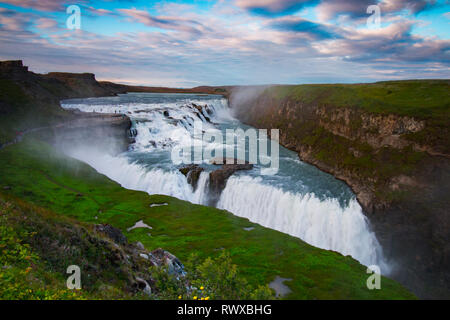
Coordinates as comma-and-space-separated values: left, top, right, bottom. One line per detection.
179, 160, 253, 205
179, 164, 204, 191
208, 159, 253, 206
151, 248, 185, 276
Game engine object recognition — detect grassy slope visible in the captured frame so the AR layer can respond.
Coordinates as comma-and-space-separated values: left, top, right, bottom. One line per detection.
0, 138, 414, 299
0, 194, 144, 300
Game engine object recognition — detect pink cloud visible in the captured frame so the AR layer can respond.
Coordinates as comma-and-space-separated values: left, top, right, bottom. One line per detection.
35, 17, 58, 30
0, 0, 80, 12
118, 8, 210, 34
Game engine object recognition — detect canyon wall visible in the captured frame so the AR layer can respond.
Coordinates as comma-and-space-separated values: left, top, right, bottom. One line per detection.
230, 83, 450, 299
0, 60, 131, 151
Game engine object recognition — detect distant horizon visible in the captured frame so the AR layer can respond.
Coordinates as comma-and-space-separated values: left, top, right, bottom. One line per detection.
6, 58, 448, 89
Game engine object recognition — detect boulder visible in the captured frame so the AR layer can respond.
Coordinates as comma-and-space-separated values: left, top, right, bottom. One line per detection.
151, 248, 185, 276
94, 224, 128, 245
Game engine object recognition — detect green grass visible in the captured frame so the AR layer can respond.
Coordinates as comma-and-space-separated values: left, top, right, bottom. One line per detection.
269, 80, 450, 121
0, 138, 415, 299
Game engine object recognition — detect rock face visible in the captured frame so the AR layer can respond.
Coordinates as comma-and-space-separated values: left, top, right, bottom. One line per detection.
208, 163, 253, 205
179, 161, 253, 206
0, 60, 28, 73
230, 85, 450, 299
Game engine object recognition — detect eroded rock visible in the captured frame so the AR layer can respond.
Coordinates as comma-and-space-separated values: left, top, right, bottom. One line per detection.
179, 164, 204, 191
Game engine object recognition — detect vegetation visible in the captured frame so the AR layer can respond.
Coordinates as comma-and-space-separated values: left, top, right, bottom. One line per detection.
0, 199, 88, 300
150, 252, 273, 300
269, 80, 450, 120
0, 194, 272, 300
0, 138, 415, 299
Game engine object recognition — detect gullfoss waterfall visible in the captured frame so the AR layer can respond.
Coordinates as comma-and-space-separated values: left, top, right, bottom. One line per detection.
61, 93, 389, 272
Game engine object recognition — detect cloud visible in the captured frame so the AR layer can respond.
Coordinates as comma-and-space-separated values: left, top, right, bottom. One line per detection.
316, 0, 437, 22
118, 8, 210, 35
316, 0, 374, 21
266, 16, 339, 40
379, 0, 436, 14
0, 1, 448, 86
235, 0, 317, 16
35, 17, 58, 30
313, 21, 450, 64
0, 0, 81, 12
0, 7, 33, 32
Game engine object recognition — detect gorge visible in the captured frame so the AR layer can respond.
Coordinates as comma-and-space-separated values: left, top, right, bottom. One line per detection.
1, 60, 447, 299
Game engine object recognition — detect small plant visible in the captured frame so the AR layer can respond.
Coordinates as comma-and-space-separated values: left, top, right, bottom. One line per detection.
149, 252, 274, 300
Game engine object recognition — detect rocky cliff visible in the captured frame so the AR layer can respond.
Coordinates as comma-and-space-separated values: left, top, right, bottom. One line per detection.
0, 60, 131, 150
230, 82, 450, 299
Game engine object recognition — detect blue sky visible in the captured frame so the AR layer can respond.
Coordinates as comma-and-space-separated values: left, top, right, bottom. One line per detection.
0, 0, 448, 86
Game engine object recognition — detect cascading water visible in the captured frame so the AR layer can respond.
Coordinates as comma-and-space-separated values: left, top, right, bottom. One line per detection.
62, 92, 389, 272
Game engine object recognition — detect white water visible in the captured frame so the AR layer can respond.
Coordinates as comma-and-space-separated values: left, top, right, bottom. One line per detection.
217, 175, 386, 269
62, 93, 389, 272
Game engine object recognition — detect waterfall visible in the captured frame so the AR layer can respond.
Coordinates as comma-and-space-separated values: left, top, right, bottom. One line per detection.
62, 93, 389, 272
217, 175, 388, 270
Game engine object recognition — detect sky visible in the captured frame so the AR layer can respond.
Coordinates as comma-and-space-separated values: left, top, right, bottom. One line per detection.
0, 0, 449, 87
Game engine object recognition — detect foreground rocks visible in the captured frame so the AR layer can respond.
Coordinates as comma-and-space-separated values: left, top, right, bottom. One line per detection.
94, 224, 185, 295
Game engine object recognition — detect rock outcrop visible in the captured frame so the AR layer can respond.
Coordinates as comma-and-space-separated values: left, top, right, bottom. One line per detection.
0, 60, 132, 153
179, 164, 205, 191
94, 223, 185, 295
179, 160, 253, 206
